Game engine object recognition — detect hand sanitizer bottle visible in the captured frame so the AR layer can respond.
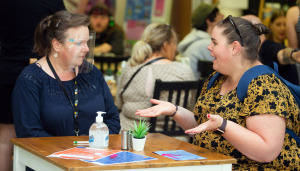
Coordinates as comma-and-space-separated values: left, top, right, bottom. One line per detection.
89, 111, 109, 148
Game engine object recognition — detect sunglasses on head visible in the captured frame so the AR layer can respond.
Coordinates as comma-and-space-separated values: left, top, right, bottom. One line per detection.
224, 15, 244, 46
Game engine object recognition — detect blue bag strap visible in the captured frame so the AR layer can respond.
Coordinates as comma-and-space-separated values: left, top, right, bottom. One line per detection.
237, 65, 274, 102
271, 61, 279, 73
207, 72, 222, 90
286, 128, 300, 145
212, 63, 300, 145
238, 63, 300, 145
270, 62, 300, 106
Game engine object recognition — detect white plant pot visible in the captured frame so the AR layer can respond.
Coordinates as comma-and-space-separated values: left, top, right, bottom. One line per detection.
132, 136, 147, 151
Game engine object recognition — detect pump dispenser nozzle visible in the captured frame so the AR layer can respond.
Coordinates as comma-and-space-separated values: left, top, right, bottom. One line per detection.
96, 111, 106, 123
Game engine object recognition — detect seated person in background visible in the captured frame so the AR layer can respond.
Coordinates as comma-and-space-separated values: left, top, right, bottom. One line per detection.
136, 16, 300, 170
12, 10, 120, 138
89, 5, 125, 55
243, 14, 299, 85
178, 3, 224, 79
64, 0, 101, 15
116, 23, 195, 142
266, 10, 287, 45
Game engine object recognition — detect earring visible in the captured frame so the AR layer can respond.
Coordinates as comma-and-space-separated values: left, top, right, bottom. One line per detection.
54, 52, 58, 58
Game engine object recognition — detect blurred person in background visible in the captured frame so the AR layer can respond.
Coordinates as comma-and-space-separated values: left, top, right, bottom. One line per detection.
116, 23, 195, 142
0, 1, 65, 170
178, 3, 224, 79
89, 5, 125, 55
243, 14, 300, 85
266, 10, 287, 45
286, 0, 300, 49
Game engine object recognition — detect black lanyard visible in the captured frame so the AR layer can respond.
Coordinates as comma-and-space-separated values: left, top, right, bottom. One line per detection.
46, 56, 80, 136
120, 57, 167, 97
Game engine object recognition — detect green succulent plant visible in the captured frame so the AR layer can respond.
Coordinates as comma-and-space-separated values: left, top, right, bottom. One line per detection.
129, 119, 151, 139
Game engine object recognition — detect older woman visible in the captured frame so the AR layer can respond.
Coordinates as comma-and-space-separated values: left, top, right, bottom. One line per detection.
116, 23, 195, 141
136, 16, 300, 170
12, 10, 120, 138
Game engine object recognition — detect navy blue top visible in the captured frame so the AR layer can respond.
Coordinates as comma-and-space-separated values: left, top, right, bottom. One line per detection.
12, 63, 120, 138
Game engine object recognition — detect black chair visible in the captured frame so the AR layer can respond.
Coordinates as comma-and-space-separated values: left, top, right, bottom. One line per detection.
94, 55, 130, 75
197, 61, 214, 79
149, 79, 201, 136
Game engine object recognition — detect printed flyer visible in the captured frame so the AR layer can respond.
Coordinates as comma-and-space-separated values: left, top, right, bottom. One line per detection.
154, 150, 206, 161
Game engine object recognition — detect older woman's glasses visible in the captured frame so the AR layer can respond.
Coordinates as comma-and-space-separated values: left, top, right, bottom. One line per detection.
224, 15, 244, 46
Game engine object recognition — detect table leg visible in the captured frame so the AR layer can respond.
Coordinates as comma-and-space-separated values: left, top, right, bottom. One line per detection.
13, 145, 63, 171
13, 146, 26, 171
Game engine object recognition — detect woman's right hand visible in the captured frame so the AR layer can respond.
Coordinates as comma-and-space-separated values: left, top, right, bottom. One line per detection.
135, 99, 176, 117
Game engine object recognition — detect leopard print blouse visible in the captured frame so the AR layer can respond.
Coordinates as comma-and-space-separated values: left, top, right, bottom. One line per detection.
193, 72, 300, 171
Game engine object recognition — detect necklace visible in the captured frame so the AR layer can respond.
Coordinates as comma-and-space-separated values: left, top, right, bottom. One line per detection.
46, 56, 80, 136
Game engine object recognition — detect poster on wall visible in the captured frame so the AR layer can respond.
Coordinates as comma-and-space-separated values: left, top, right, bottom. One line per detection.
124, 0, 152, 53
124, 0, 172, 55
125, 0, 152, 21
154, 0, 165, 17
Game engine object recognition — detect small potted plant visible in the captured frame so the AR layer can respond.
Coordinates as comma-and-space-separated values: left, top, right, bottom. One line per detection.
129, 119, 151, 151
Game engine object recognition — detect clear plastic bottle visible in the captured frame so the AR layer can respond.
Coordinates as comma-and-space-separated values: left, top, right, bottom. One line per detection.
89, 111, 109, 148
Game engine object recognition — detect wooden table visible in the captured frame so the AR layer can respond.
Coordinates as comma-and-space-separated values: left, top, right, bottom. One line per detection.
11, 133, 236, 171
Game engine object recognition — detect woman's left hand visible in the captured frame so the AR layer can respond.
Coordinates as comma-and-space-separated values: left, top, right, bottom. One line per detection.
185, 114, 223, 134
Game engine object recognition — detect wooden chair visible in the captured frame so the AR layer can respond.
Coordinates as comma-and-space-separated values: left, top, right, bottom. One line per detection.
149, 79, 201, 136
197, 61, 214, 79
94, 55, 130, 75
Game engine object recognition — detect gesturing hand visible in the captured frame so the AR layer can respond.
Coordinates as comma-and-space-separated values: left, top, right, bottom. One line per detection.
185, 114, 223, 135
135, 99, 176, 117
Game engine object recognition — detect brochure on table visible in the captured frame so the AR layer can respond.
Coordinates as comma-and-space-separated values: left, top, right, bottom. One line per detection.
154, 150, 206, 160
83, 151, 157, 165
48, 147, 157, 165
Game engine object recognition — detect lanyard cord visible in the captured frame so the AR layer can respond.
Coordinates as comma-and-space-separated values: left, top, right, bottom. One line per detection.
120, 57, 167, 97
46, 56, 80, 136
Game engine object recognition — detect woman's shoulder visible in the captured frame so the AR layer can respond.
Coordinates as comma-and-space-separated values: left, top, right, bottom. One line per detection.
248, 74, 292, 96
164, 62, 194, 73
152, 62, 195, 80
82, 65, 104, 80
17, 63, 46, 84
153, 61, 190, 69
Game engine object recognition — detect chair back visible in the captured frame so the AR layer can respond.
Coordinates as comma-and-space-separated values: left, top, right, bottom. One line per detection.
94, 55, 129, 75
149, 79, 201, 136
197, 61, 214, 79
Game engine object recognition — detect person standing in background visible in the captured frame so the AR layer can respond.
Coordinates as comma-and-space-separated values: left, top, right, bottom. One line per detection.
286, 0, 300, 49
178, 3, 224, 79
0, 1, 65, 170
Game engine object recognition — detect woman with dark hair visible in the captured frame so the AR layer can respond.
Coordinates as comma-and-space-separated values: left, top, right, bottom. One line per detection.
136, 16, 300, 170
12, 10, 120, 138
89, 5, 125, 55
